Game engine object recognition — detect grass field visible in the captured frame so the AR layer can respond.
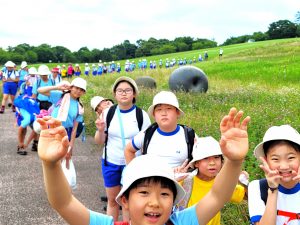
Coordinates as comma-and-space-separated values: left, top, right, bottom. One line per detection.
1, 37, 300, 224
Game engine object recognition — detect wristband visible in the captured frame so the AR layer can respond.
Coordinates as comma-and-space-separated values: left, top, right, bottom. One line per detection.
269, 186, 278, 193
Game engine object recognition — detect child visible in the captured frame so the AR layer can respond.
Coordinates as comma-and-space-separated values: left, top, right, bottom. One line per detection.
37, 77, 86, 162
248, 125, 300, 225
124, 91, 195, 168
94, 76, 151, 221
177, 136, 248, 225
37, 107, 250, 225
90, 96, 114, 117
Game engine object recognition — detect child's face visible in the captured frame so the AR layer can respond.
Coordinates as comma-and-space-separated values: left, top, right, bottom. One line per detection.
95, 100, 113, 114
70, 86, 85, 99
121, 181, 174, 225
194, 155, 222, 181
114, 82, 135, 106
266, 142, 300, 186
153, 104, 179, 129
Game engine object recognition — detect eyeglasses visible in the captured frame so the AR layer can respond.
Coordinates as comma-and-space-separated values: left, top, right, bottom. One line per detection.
116, 88, 133, 95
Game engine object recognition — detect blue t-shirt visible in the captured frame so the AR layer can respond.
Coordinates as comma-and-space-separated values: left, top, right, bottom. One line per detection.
49, 91, 83, 128
89, 205, 198, 225
19, 69, 28, 81
32, 78, 54, 101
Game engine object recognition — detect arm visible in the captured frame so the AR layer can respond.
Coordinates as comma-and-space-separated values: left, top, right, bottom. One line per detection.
124, 141, 137, 164
252, 157, 282, 225
37, 117, 90, 225
94, 112, 106, 145
38, 82, 70, 97
196, 107, 251, 225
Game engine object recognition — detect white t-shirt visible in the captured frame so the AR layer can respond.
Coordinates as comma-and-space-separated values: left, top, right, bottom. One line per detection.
248, 180, 300, 225
102, 105, 151, 165
132, 125, 188, 168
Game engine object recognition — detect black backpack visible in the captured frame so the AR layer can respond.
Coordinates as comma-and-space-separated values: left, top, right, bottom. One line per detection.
104, 104, 144, 165
142, 122, 195, 163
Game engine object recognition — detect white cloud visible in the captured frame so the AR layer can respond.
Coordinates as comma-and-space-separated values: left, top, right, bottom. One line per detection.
0, 0, 299, 51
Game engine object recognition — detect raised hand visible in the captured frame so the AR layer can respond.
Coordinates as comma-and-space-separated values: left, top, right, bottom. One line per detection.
37, 117, 69, 164
292, 165, 300, 183
219, 108, 251, 162
95, 112, 106, 132
259, 156, 282, 188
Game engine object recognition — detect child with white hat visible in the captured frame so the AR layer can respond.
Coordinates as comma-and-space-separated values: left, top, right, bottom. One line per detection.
37, 107, 250, 225
37, 77, 87, 162
248, 125, 300, 225
0, 61, 19, 113
125, 90, 195, 168
177, 136, 248, 224
90, 96, 114, 117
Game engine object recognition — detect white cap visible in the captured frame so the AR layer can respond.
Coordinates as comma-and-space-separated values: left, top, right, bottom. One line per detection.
5, 61, 15, 67
20, 61, 28, 69
253, 125, 300, 159
90, 96, 106, 111
37, 65, 51, 76
112, 76, 139, 95
71, 77, 87, 91
28, 67, 37, 75
189, 136, 222, 168
115, 155, 185, 206
148, 91, 184, 118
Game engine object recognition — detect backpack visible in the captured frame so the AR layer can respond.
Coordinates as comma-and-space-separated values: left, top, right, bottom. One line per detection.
49, 93, 85, 139
104, 104, 143, 165
142, 122, 195, 163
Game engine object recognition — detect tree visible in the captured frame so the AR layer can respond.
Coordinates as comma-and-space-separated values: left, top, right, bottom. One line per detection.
251, 32, 268, 41
34, 44, 55, 63
267, 20, 297, 39
295, 11, 300, 24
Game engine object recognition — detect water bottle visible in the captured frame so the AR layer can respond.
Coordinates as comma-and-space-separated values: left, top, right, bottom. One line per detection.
81, 123, 86, 142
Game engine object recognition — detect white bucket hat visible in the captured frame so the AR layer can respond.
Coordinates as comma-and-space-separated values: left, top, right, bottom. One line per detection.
5, 61, 15, 67
37, 65, 51, 76
90, 96, 106, 111
115, 155, 185, 206
71, 77, 87, 91
20, 61, 28, 69
148, 91, 184, 118
112, 76, 139, 95
253, 124, 300, 159
189, 136, 222, 168
28, 67, 37, 75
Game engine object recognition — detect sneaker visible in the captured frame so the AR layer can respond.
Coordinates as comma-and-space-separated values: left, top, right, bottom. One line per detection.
31, 140, 38, 151
12, 105, 16, 112
0, 105, 5, 114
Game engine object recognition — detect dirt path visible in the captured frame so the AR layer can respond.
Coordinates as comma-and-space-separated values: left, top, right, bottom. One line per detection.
0, 110, 106, 224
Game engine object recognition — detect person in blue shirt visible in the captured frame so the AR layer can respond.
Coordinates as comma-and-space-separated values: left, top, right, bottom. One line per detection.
18, 61, 28, 90
37, 77, 86, 164
37, 107, 250, 225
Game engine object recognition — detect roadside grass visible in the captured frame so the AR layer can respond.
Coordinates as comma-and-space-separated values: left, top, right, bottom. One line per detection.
1, 38, 300, 224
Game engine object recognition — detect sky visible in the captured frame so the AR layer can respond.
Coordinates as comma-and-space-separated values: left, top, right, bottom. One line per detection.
1, 0, 299, 52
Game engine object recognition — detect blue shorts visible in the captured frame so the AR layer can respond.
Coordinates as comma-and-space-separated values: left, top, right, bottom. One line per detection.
18, 80, 25, 89
101, 159, 125, 188
3, 82, 18, 95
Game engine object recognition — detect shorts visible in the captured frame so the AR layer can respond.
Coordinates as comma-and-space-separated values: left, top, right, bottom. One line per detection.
3, 82, 18, 95
38, 100, 52, 110
18, 80, 25, 89
101, 159, 125, 188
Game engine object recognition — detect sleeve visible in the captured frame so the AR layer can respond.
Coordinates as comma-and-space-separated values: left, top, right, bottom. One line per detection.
49, 90, 63, 104
170, 205, 199, 225
89, 210, 113, 225
230, 184, 245, 203
132, 130, 146, 151
76, 114, 83, 123
248, 180, 265, 223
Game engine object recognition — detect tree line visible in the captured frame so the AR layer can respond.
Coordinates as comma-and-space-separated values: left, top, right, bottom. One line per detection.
0, 14, 299, 65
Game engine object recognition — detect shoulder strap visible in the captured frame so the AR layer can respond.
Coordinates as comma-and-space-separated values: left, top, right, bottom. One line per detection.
135, 106, 143, 131
143, 123, 159, 154
104, 104, 118, 165
180, 124, 195, 163
259, 178, 268, 205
